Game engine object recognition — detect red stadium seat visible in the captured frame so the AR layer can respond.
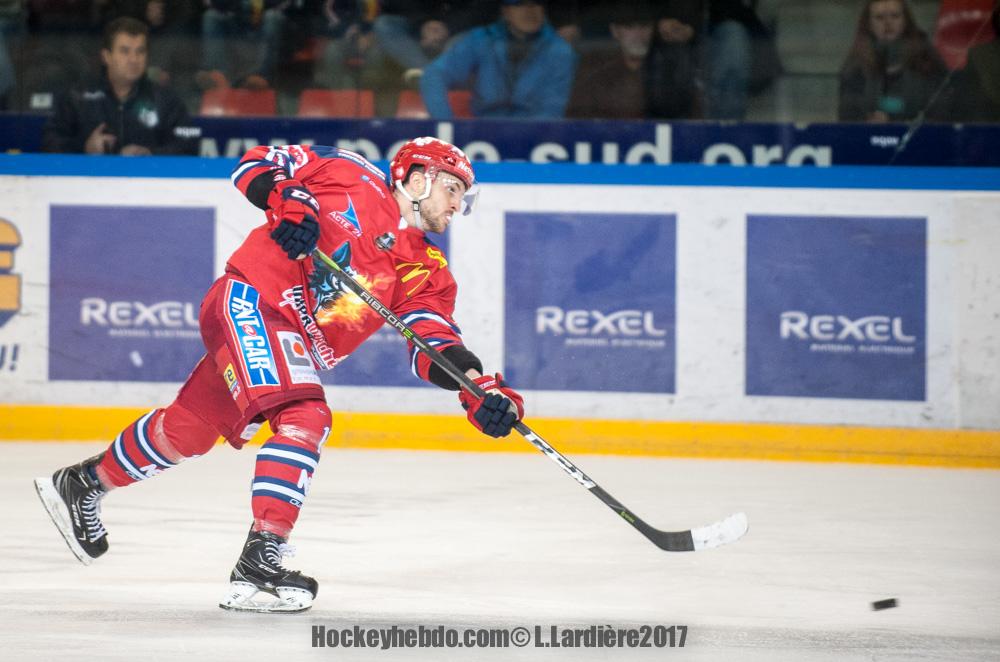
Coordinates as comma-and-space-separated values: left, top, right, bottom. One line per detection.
395, 90, 430, 119
933, 0, 997, 69
448, 90, 473, 119
199, 89, 277, 117
297, 89, 375, 118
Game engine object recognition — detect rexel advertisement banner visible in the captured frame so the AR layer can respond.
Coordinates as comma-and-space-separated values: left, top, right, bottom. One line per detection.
504, 212, 676, 393
745, 214, 927, 401
49, 205, 216, 382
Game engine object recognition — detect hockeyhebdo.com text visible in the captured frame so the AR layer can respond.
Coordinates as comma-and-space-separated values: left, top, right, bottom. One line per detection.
311, 624, 688, 650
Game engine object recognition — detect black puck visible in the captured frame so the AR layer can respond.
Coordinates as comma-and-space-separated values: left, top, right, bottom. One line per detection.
871, 598, 898, 611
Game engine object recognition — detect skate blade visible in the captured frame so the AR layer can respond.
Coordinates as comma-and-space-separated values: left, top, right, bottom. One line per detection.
219, 582, 314, 613
34, 477, 95, 566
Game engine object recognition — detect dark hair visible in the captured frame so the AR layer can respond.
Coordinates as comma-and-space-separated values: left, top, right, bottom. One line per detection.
841, 0, 939, 78
103, 17, 149, 51
610, 2, 656, 27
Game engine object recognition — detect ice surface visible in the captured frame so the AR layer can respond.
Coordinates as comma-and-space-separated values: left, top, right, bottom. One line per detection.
4, 442, 999, 661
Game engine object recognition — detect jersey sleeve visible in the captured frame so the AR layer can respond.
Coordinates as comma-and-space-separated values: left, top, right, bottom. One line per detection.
229, 144, 329, 210
394, 280, 467, 384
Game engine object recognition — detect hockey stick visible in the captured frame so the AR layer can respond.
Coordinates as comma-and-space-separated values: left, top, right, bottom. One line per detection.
312, 248, 748, 552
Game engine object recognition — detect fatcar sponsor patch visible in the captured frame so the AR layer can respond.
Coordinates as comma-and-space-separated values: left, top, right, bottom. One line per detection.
225, 280, 279, 387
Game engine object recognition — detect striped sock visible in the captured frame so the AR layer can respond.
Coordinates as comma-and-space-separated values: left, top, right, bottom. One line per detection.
98, 409, 178, 487
251, 437, 321, 537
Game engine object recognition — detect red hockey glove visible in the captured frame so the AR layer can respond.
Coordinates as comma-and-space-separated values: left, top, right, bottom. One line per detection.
267, 179, 321, 260
459, 373, 525, 438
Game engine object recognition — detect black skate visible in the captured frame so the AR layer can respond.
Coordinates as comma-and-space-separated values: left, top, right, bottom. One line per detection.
219, 529, 318, 613
34, 453, 109, 565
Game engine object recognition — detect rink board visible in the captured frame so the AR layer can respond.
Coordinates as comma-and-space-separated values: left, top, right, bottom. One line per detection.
2, 404, 999, 468
0, 156, 999, 464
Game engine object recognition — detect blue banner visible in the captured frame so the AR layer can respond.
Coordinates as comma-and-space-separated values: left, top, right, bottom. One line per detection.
504, 212, 676, 393
5, 114, 1000, 167
49, 206, 215, 382
745, 215, 926, 400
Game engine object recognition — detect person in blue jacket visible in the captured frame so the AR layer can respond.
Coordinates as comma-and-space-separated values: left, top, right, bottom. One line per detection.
419, 0, 576, 119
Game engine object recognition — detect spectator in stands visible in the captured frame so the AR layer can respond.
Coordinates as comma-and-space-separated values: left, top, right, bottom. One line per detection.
26, 0, 97, 31
313, 1, 381, 89
705, 0, 780, 120
566, 4, 655, 119
21, 0, 104, 109
372, 0, 455, 83
419, 0, 576, 118
97, 1, 200, 86
96, 0, 202, 114
0, 0, 24, 110
42, 17, 198, 154
950, 4, 1000, 121
545, 0, 580, 49
196, 0, 290, 90
646, 1, 704, 119
363, 2, 528, 93
838, 0, 949, 123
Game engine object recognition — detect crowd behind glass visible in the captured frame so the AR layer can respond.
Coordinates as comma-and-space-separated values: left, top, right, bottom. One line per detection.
1, 0, 997, 134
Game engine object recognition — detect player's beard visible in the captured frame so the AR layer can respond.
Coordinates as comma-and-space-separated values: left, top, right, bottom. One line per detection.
419, 201, 451, 234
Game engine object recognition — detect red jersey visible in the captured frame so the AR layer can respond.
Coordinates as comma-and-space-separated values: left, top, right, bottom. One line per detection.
228, 144, 464, 382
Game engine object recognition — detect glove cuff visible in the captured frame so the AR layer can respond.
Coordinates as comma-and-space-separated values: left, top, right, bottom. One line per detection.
267, 178, 298, 210
472, 374, 499, 392
267, 178, 320, 212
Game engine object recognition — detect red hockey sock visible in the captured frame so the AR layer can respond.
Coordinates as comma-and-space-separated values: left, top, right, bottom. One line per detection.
251, 400, 331, 537
96, 402, 219, 489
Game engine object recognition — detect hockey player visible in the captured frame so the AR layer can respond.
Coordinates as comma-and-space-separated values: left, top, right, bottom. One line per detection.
34, 137, 525, 613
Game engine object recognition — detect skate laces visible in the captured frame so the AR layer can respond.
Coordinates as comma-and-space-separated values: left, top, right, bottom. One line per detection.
262, 538, 297, 569
80, 489, 107, 542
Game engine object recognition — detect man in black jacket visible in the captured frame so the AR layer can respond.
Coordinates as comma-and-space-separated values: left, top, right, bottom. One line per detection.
42, 16, 198, 155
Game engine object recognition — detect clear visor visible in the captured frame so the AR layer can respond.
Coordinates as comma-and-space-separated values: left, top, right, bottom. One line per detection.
435, 171, 479, 216
461, 184, 479, 216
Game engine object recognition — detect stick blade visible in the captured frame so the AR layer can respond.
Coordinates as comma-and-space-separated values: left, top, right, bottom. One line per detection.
690, 512, 749, 551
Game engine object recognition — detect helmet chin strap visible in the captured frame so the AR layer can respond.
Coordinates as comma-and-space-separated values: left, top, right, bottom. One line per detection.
396, 175, 434, 230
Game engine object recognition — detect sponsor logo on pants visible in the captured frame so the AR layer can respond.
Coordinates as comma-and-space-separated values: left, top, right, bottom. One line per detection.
225, 281, 279, 387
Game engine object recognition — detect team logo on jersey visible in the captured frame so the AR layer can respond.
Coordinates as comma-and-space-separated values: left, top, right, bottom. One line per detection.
277, 285, 340, 369
0, 218, 22, 330
136, 105, 159, 128
225, 281, 279, 387
329, 195, 362, 238
309, 241, 389, 331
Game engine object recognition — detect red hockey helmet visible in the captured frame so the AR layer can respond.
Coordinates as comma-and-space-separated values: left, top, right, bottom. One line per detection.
390, 137, 475, 191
